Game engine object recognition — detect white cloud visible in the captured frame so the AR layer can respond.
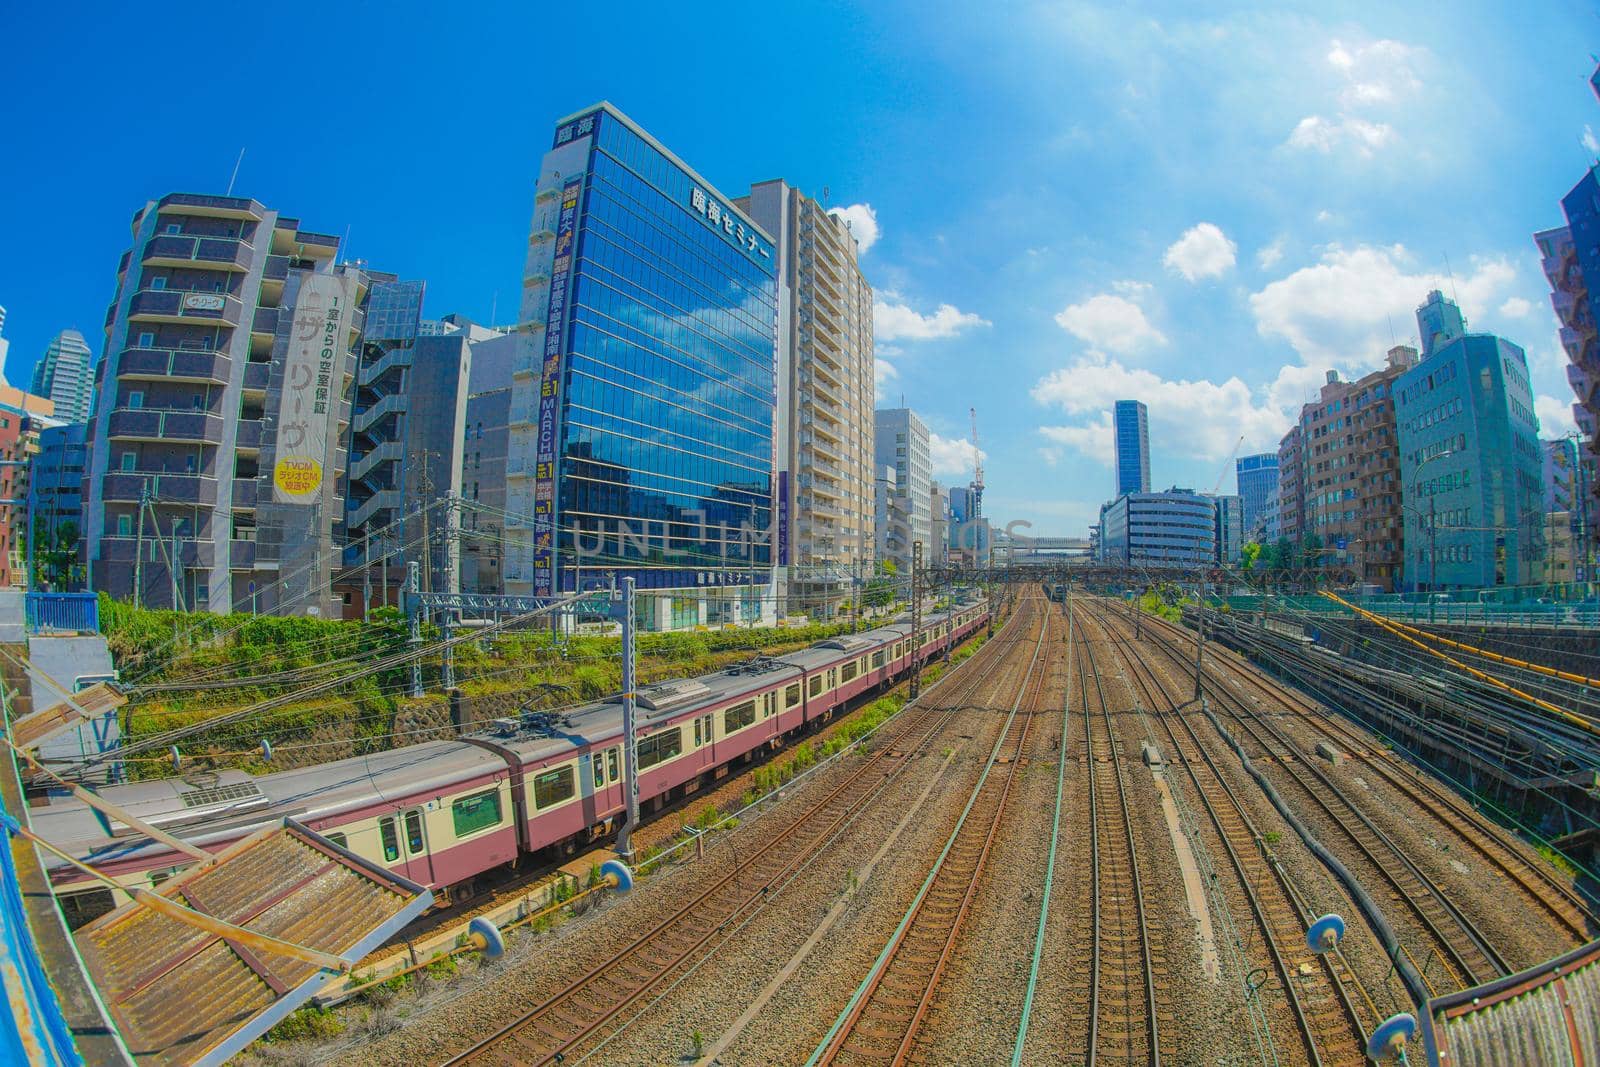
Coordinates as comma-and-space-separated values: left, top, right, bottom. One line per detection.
1053, 293, 1166, 354
1536, 394, 1578, 437
928, 430, 983, 479
829, 203, 880, 254
1249, 243, 1518, 369
1256, 238, 1285, 270
874, 296, 990, 342
1585, 125, 1600, 157
874, 358, 898, 388
1327, 38, 1422, 108
1112, 279, 1151, 296
1163, 222, 1237, 282
1033, 358, 1290, 466
1287, 37, 1422, 159
1036, 446, 1062, 467
1499, 296, 1533, 318
1039, 412, 1115, 469
1288, 115, 1394, 156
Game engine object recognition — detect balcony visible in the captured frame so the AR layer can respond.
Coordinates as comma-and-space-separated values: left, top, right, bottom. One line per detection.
107, 409, 224, 445
232, 478, 258, 509
295, 230, 340, 250
234, 420, 263, 451
116, 347, 231, 384
252, 306, 279, 337
142, 234, 253, 271
127, 288, 243, 327
803, 434, 843, 465
101, 472, 219, 506
98, 536, 216, 568
262, 255, 291, 282
230, 540, 257, 569
158, 193, 264, 220
242, 361, 270, 392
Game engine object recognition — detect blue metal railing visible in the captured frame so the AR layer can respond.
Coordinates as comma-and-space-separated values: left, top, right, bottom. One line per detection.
24, 594, 99, 636
0, 812, 84, 1065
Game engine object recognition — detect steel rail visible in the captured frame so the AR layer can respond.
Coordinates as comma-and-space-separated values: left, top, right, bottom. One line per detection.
1076, 601, 1160, 1067
1133, 610, 1509, 988
442, 603, 1028, 1067
1188, 611, 1597, 943
810, 600, 1054, 1066
1079, 598, 1366, 1067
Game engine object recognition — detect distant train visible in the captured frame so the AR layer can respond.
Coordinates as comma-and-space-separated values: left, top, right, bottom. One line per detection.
38, 601, 991, 927
1043, 582, 1068, 603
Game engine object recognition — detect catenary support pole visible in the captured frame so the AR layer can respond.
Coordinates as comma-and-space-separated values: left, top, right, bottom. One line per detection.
616, 577, 640, 860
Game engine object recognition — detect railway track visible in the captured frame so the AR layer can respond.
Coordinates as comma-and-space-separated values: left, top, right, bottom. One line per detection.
1074, 598, 1366, 1066
1191, 611, 1597, 945
1129, 606, 1508, 992
1069, 603, 1162, 1065
809, 602, 1056, 1066
441, 600, 1043, 1067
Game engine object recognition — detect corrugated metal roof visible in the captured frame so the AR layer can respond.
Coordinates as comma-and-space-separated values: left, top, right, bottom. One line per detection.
74, 819, 430, 1066
1423, 937, 1600, 1066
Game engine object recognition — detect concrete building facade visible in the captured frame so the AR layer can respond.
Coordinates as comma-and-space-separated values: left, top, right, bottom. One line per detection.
874, 408, 931, 572
505, 105, 778, 629
737, 181, 874, 620
1113, 399, 1151, 496
1296, 346, 1415, 590
85, 192, 372, 615
1212, 493, 1243, 564
1098, 489, 1216, 569
459, 323, 517, 595
1395, 294, 1546, 590
30, 329, 94, 425
1276, 425, 1305, 548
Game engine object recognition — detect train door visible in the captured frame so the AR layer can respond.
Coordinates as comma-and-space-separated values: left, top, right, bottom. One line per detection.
400, 805, 434, 885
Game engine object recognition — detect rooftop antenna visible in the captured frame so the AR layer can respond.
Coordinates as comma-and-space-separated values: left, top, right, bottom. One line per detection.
225, 148, 245, 197
822, 184, 830, 208
1386, 313, 1398, 347
490, 290, 499, 327
1443, 252, 1460, 307
340, 224, 352, 266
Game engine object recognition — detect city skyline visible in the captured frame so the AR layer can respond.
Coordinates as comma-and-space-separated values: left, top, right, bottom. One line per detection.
1, 3, 1598, 533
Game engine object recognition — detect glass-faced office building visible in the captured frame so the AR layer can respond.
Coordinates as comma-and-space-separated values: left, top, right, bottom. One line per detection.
1113, 399, 1150, 496
507, 104, 778, 625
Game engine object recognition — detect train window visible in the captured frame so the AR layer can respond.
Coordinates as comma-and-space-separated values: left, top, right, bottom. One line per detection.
326, 832, 348, 851
839, 662, 857, 683
451, 789, 503, 837
607, 747, 619, 782
763, 693, 776, 717
893, 643, 902, 657
380, 817, 400, 862
638, 728, 683, 769
58, 888, 115, 931
405, 810, 425, 855
724, 700, 756, 733
593, 754, 606, 789
808, 676, 822, 698
872, 651, 886, 669
534, 766, 577, 810
785, 683, 801, 707
694, 717, 703, 746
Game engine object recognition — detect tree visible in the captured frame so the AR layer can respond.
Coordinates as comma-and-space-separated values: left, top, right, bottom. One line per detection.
1240, 541, 1262, 570
31, 517, 81, 592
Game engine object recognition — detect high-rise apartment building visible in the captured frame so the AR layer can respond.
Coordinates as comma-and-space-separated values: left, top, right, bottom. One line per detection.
947, 483, 987, 566
27, 423, 86, 590
1395, 294, 1545, 590
1276, 425, 1305, 548
458, 321, 517, 596
1113, 399, 1151, 496
1099, 489, 1215, 568
737, 180, 875, 619
874, 408, 931, 572
1295, 346, 1415, 589
85, 193, 376, 614
505, 105, 778, 629
31, 329, 94, 424
1235, 452, 1279, 540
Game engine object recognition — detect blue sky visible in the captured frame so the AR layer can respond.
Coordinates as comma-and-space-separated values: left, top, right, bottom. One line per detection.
2, 1, 1597, 533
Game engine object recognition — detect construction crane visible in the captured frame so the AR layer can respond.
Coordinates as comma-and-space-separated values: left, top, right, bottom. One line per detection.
1213, 434, 1245, 495
969, 407, 984, 516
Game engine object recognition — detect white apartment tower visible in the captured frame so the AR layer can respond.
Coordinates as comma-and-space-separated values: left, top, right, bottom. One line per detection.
874, 408, 932, 573
738, 181, 876, 619
32, 329, 95, 424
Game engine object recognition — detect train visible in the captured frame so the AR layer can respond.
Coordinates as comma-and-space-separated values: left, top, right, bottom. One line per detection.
38, 600, 991, 928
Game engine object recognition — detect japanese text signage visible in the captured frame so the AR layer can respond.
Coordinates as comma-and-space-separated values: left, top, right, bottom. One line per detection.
532, 177, 583, 595
688, 187, 771, 262
273, 272, 351, 505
